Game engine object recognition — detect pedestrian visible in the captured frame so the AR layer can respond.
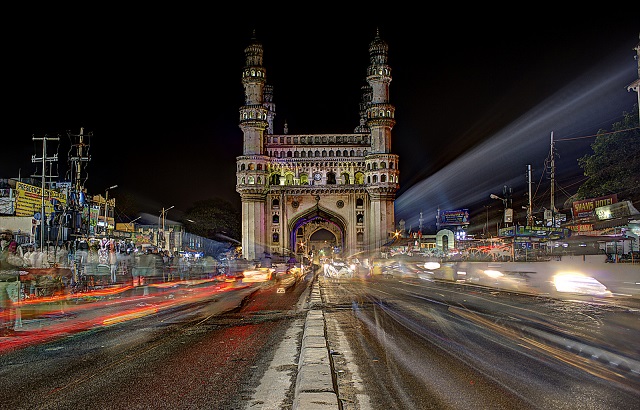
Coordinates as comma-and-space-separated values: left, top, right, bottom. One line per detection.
109, 239, 118, 284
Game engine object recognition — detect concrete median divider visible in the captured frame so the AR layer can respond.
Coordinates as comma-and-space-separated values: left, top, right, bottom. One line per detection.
293, 278, 340, 410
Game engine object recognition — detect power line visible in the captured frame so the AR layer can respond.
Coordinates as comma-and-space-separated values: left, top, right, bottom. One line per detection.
555, 126, 640, 142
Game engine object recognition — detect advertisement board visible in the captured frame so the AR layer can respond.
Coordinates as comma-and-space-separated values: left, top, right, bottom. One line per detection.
572, 194, 617, 219
14, 181, 67, 217
438, 209, 470, 226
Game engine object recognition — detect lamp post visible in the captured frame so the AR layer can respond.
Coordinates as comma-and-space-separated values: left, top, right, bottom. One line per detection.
104, 185, 118, 235
484, 205, 491, 238
490, 192, 515, 261
490, 193, 512, 228
159, 205, 174, 250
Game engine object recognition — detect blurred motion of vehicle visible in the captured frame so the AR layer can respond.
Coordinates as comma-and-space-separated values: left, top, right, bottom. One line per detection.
553, 273, 612, 297
323, 260, 354, 279
241, 267, 275, 283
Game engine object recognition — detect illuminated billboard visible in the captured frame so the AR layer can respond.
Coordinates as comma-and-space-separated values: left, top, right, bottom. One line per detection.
438, 209, 470, 226
572, 194, 617, 219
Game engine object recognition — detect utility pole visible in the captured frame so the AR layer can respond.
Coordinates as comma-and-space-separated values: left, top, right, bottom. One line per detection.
484, 205, 491, 238
69, 128, 91, 199
104, 185, 118, 235
526, 164, 533, 226
32, 133, 59, 251
418, 210, 423, 248
160, 206, 174, 250
550, 132, 555, 228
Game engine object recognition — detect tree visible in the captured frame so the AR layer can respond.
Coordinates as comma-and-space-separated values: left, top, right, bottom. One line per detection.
182, 198, 241, 243
576, 104, 640, 204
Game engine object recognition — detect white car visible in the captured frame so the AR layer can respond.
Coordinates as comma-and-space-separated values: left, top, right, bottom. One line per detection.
324, 261, 354, 279
241, 267, 275, 283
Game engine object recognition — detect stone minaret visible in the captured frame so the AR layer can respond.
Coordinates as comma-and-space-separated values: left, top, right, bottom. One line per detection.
237, 31, 270, 261
364, 29, 399, 250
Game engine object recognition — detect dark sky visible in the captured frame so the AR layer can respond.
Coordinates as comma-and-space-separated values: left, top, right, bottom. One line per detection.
4, 9, 638, 227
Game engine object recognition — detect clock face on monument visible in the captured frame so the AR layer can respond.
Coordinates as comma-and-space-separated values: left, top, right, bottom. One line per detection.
313, 173, 321, 181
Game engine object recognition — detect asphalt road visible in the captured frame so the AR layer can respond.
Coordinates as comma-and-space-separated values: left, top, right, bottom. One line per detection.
0, 275, 311, 409
3, 269, 639, 409
321, 275, 640, 410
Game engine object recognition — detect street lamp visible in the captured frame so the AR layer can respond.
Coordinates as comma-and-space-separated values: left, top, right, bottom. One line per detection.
490, 193, 512, 228
484, 205, 491, 238
104, 185, 118, 235
159, 205, 174, 250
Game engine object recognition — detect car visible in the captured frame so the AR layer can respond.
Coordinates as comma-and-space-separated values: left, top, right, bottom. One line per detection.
241, 267, 275, 283
324, 261, 354, 279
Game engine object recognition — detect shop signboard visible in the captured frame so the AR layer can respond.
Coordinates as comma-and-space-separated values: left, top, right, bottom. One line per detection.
14, 181, 67, 217
572, 194, 617, 219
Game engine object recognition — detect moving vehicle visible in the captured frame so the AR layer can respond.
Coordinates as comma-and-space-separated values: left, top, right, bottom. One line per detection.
241, 267, 275, 283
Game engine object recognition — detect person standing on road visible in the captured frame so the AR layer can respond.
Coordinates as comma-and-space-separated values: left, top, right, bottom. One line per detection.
109, 239, 118, 284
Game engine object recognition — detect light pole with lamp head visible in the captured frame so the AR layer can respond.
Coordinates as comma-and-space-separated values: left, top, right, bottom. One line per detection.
483, 205, 491, 238
104, 185, 118, 236
490, 193, 513, 228
160, 205, 174, 250
490, 192, 514, 261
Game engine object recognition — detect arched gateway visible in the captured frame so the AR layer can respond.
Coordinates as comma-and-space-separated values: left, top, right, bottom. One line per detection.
236, 30, 400, 263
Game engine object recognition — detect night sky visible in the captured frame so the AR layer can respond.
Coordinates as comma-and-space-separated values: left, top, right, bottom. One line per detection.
4, 8, 638, 229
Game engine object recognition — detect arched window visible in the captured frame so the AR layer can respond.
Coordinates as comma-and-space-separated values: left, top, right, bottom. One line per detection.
373, 175, 378, 183
329, 150, 334, 156
335, 150, 341, 157
294, 151, 300, 158
380, 161, 386, 169
354, 172, 364, 184
315, 150, 320, 157
356, 198, 363, 207
272, 233, 279, 242
350, 150, 355, 156
287, 151, 293, 157
381, 174, 386, 182
373, 163, 378, 170
248, 176, 255, 184
241, 164, 246, 171
322, 150, 327, 157
356, 232, 364, 243
356, 214, 364, 224
272, 199, 279, 208
301, 151, 306, 158
285, 173, 294, 185
326, 172, 336, 184
257, 164, 262, 170
272, 214, 279, 224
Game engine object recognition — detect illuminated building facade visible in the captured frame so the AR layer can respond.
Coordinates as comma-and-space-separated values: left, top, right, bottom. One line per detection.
236, 30, 399, 262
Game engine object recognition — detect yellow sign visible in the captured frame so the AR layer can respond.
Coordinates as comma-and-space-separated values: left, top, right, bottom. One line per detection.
15, 181, 67, 217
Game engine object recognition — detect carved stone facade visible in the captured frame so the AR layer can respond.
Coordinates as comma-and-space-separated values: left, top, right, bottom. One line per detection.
236, 30, 399, 262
